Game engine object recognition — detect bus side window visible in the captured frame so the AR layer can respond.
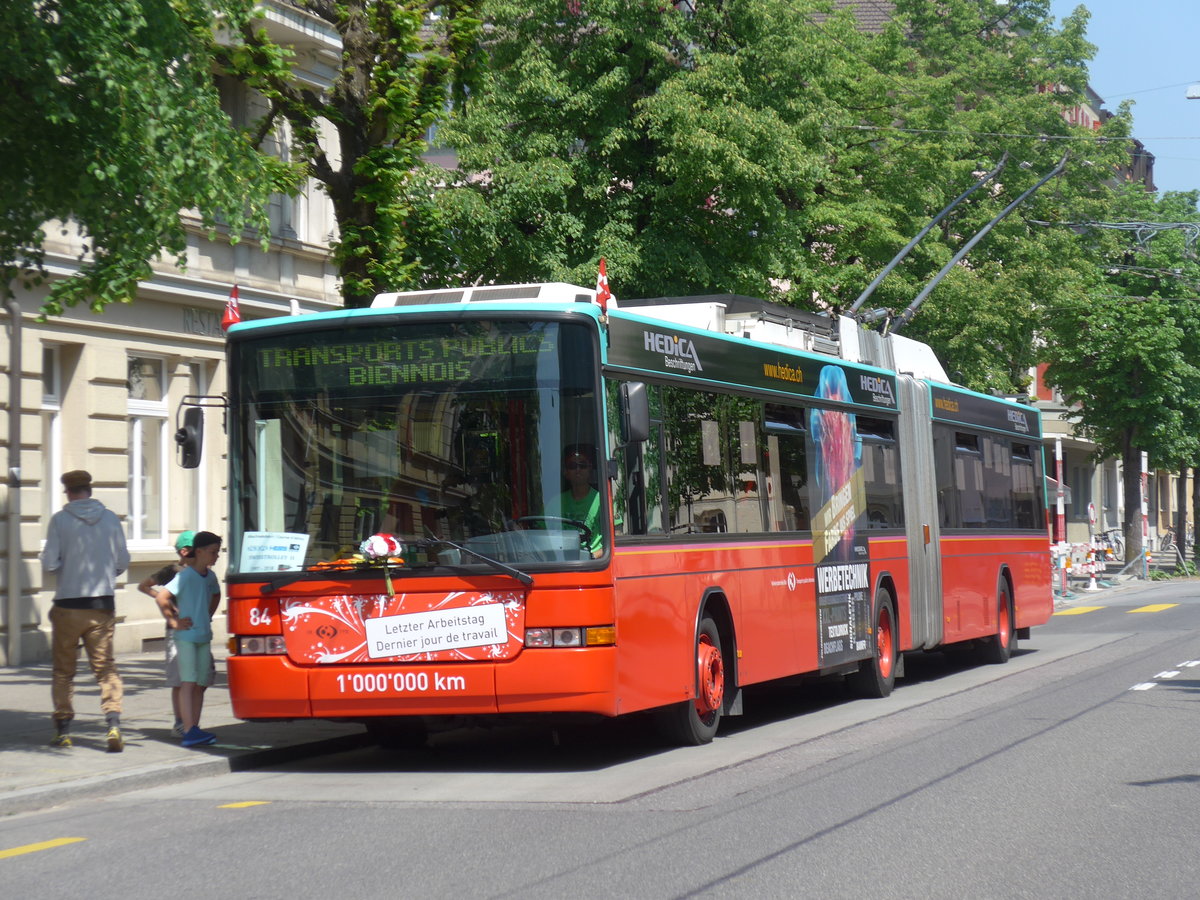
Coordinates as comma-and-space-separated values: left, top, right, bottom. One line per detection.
953, 432, 985, 528
763, 404, 810, 533
1012, 442, 1038, 529
982, 435, 1013, 528
606, 380, 666, 536
933, 426, 959, 528
858, 416, 903, 529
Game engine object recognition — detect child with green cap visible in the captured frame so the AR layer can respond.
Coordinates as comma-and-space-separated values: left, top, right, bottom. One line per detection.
138, 530, 214, 737
157, 531, 223, 747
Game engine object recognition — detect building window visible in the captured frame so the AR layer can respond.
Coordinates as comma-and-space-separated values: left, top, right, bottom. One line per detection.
1068, 463, 1093, 522
127, 356, 168, 542
41, 345, 62, 521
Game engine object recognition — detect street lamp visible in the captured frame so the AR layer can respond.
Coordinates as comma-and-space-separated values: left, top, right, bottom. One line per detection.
1188, 84, 1200, 100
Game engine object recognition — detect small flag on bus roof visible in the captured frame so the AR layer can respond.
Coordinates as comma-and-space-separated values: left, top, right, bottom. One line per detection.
221, 284, 242, 332
596, 258, 612, 315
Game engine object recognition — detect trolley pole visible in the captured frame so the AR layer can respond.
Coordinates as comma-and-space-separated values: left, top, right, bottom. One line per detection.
889, 153, 1069, 334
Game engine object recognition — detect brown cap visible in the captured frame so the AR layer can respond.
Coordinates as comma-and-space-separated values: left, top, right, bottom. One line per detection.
61, 470, 92, 491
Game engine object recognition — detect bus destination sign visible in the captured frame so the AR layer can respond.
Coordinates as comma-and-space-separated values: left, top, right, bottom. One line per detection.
246, 327, 555, 395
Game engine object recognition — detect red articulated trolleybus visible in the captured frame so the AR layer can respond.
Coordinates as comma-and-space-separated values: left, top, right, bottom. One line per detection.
181, 283, 1053, 746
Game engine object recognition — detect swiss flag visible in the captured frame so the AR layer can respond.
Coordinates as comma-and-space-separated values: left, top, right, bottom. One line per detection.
221, 285, 242, 332
595, 258, 612, 314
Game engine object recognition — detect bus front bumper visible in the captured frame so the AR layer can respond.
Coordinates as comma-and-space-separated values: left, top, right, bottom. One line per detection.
226, 649, 620, 720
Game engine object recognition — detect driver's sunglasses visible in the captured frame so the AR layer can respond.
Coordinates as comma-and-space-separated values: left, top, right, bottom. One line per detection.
565, 459, 591, 470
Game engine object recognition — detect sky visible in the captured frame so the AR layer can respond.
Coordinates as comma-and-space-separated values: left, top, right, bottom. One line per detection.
1049, 1, 1200, 194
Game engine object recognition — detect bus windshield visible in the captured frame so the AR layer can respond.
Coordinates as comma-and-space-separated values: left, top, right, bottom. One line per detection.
226, 317, 603, 576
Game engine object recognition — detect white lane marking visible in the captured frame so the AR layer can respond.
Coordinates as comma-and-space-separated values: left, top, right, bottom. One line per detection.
1130, 683, 1158, 691
1177, 660, 1200, 668
1154, 670, 1181, 679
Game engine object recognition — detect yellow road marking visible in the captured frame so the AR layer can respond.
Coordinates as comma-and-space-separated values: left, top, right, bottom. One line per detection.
219, 801, 270, 809
1053, 606, 1105, 615
1128, 603, 1179, 613
0, 838, 86, 859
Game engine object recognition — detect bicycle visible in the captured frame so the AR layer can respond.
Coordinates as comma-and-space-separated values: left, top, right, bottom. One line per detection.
1095, 528, 1124, 561
1159, 527, 1177, 553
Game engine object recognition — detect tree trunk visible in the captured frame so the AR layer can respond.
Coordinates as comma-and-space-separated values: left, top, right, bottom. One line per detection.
1121, 431, 1143, 563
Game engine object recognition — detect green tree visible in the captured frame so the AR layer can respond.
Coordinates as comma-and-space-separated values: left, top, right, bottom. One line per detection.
1042, 186, 1200, 559
827, 0, 1127, 392
417, 0, 1124, 395
0, 0, 290, 314
215, 0, 483, 308
422, 0, 873, 296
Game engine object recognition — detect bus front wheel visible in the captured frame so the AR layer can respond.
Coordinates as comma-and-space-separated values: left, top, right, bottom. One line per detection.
848, 589, 897, 699
658, 616, 725, 746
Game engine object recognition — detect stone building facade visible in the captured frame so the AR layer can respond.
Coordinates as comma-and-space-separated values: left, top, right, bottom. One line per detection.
1, 2, 342, 665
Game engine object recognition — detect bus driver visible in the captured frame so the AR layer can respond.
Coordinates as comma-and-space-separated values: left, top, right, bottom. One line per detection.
555, 444, 604, 558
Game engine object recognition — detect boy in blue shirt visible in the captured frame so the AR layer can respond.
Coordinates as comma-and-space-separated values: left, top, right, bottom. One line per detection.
156, 531, 222, 748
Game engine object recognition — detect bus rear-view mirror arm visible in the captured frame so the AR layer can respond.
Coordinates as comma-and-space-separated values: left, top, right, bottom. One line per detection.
174, 394, 228, 469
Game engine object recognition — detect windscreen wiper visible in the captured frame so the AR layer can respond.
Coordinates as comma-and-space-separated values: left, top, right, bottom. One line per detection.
418, 536, 534, 586
258, 564, 360, 595
257, 556, 398, 595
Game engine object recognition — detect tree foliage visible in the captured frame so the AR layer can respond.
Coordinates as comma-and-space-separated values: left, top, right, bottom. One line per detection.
0, 0, 291, 314
1041, 185, 1200, 552
215, 0, 483, 308
412, 0, 1127, 393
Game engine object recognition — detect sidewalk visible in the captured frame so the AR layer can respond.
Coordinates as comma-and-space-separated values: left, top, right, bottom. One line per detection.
0, 649, 369, 817
1055, 548, 1192, 603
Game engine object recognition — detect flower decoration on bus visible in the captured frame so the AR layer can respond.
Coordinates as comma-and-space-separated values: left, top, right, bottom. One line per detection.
280, 590, 525, 664
360, 533, 404, 561
357, 533, 405, 595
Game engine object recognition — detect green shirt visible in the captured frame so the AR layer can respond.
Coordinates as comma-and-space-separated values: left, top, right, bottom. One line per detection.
557, 488, 603, 556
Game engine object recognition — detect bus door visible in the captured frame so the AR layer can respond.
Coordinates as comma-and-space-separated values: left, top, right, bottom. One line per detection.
897, 377, 943, 648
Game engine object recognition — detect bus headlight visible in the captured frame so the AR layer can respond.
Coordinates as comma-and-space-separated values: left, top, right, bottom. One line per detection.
236, 636, 287, 655
552, 628, 582, 647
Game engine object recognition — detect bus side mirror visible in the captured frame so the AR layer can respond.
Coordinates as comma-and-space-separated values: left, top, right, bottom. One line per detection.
620, 382, 650, 444
175, 406, 204, 469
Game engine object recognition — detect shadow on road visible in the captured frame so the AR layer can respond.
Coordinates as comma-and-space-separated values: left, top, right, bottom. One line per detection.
256, 645, 1036, 776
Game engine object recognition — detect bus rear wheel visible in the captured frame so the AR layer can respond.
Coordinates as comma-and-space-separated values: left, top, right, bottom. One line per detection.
658, 616, 725, 745
848, 589, 897, 699
980, 580, 1015, 664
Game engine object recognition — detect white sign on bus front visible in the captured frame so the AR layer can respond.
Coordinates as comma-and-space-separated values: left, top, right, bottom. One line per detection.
364, 603, 507, 659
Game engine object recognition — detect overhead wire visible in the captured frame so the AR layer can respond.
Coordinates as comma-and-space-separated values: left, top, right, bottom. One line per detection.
834, 124, 1163, 143
1096, 80, 1200, 99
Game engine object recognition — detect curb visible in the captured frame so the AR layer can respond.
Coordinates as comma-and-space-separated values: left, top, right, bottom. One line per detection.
0, 731, 371, 818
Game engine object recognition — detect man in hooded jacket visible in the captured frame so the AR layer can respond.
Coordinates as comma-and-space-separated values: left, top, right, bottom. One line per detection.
41, 469, 131, 751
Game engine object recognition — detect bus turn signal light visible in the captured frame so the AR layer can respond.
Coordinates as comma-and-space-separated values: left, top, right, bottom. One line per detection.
585, 626, 616, 646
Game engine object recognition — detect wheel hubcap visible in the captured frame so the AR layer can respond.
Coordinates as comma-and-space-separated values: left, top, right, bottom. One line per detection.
877, 606, 894, 679
696, 634, 724, 717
